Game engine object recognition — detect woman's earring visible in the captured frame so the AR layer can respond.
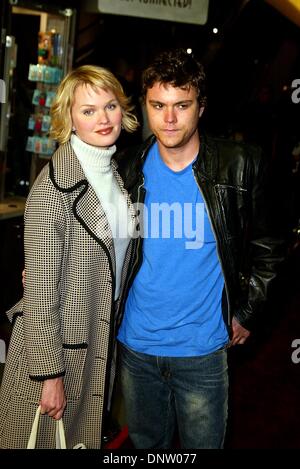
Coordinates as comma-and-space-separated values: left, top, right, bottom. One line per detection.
72, 127, 76, 132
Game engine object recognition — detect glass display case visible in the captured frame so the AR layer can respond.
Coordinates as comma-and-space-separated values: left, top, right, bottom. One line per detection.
0, 3, 76, 200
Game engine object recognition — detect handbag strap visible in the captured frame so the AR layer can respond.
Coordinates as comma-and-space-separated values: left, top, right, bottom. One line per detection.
56, 418, 67, 449
27, 405, 42, 449
27, 405, 67, 449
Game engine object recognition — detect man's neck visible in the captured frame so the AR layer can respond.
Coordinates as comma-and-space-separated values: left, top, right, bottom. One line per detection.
157, 136, 200, 172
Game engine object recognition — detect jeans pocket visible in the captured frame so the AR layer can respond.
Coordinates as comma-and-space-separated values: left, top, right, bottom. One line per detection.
212, 342, 230, 356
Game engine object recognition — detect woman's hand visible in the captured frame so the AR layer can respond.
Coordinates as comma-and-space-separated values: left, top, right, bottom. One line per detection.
22, 269, 25, 288
40, 377, 66, 420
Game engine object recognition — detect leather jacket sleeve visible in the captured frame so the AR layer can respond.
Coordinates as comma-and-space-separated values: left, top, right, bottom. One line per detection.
234, 150, 286, 330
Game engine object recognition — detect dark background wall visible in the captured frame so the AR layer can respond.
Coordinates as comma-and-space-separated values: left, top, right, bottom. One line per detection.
1, 0, 300, 450
74, 0, 300, 139
3, 0, 300, 195
73, 0, 300, 237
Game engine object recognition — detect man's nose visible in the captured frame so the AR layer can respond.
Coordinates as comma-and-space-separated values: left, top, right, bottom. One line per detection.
164, 107, 177, 123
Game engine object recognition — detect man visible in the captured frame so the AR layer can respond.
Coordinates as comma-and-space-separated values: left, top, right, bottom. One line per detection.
115, 48, 284, 449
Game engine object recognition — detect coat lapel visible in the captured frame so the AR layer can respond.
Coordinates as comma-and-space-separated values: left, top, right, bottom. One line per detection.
49, 142, 116, 264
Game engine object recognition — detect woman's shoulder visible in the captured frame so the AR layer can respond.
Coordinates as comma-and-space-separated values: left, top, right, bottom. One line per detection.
50, 141, 85, 191
27, 142, 72, 194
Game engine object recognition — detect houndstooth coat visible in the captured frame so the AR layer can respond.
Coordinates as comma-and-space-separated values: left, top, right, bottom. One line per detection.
0, 142, 136, 449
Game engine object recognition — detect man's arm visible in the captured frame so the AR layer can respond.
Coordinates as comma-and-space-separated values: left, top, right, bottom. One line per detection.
234, 148, 286, 331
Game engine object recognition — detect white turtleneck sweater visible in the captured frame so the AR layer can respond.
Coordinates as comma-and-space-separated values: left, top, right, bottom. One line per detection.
71, 134, 133, 300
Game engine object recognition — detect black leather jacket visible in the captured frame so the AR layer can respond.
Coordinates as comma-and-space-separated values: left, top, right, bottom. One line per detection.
115, 133, 285, 332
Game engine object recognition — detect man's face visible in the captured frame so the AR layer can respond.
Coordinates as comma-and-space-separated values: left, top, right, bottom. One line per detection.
145, 82, 203, 151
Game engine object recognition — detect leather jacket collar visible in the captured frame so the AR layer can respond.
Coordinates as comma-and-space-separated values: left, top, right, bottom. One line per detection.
114, 131, 219, 188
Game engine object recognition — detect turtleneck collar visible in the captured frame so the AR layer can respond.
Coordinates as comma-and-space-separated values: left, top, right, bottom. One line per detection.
71, 133, 116, 173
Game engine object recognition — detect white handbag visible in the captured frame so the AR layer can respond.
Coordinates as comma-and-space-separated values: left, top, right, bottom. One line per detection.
27, 405, 67, 449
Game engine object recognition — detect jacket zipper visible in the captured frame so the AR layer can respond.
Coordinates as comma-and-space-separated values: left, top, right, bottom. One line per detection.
126, 178, 145, 286
117, 176, 145, 323
192, 168, 231, 327
215, 183, 247, 193
121, 146, 148, 297
115, 142, 150, 327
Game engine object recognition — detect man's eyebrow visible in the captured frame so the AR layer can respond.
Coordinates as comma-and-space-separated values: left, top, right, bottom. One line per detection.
148, 99, 193, 105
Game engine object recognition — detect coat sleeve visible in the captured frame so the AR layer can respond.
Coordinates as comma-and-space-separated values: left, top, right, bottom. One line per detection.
234, 148, 286, 330
23, 169, 66, 380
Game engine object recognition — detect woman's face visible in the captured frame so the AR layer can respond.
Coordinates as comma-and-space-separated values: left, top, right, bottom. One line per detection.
71, 83, 123, 147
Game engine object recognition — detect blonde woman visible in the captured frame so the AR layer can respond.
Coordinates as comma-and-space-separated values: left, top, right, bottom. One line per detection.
0, 65, 138, 448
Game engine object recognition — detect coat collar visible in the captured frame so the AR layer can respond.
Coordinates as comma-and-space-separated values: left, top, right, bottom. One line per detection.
49, 141, 126, 192
114, 131, 218, 191
49, 142, 136, 276
193, 132, 218, 181
49, 141, 89, 191
49, 142, 116, 266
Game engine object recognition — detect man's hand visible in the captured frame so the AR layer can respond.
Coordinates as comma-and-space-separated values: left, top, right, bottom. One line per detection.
230, 317, 250, 346
40, 377, 66, 420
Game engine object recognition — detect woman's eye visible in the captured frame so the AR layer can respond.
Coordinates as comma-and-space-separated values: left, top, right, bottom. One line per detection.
106, 103, 117, 110
83, 109, 94, 116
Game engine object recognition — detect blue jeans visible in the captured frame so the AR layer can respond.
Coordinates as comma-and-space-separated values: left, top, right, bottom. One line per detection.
120, 343, 229, 449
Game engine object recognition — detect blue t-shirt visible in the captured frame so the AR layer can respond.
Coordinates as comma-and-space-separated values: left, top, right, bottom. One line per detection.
118, 143, 228, 356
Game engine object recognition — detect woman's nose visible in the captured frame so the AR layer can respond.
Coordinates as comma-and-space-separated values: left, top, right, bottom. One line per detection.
97, 109, 109, 123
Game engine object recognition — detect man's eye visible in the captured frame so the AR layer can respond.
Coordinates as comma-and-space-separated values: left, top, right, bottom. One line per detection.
153, 104, 163, 109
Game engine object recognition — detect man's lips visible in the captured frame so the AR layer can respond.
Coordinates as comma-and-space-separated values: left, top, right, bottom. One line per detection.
161, 129, 179, 135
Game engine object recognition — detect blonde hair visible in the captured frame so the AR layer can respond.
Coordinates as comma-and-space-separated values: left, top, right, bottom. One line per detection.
50, 65, 139, 144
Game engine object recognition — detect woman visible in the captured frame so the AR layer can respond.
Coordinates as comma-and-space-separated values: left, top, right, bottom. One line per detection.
0, 65, 138, 448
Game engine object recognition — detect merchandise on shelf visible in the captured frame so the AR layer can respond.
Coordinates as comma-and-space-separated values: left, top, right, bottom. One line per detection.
26, 30, 63, 157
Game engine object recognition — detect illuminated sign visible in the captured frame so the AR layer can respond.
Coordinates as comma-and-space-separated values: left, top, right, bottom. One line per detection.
91, 0, 209, 25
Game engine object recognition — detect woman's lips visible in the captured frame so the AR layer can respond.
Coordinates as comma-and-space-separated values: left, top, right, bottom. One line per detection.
96, 127, 113, 135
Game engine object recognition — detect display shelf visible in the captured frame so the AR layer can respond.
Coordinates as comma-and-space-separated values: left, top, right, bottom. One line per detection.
0, 196, 26, 220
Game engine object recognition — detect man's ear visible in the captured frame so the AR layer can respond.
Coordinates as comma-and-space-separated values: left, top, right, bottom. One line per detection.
199, 106, 205, 118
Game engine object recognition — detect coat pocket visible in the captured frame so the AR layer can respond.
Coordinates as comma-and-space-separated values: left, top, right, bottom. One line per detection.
63, 345, 88, 400
15, 350, 43, 402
